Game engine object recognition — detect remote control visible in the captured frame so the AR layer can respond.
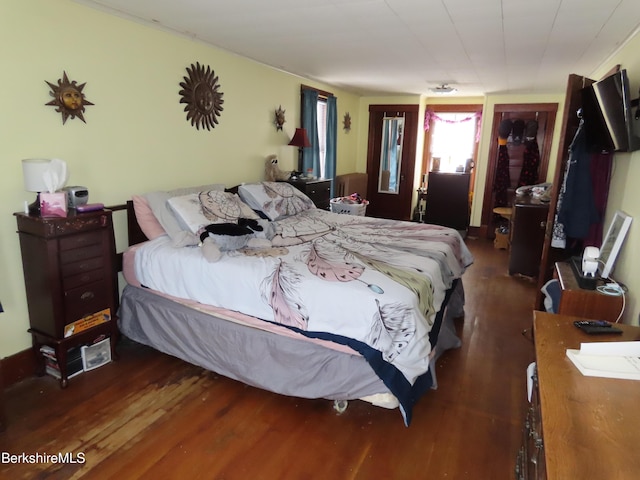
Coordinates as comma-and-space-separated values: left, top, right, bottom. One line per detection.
573, 320, 622, 335
76, 203, 104, 212
574, 320, 611, 327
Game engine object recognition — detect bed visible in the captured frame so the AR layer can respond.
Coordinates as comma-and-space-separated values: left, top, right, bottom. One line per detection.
113, 181, 473, 425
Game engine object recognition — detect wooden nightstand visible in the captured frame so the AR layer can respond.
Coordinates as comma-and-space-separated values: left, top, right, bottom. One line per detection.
15, 209, 119, 387
286, 178, 332, 210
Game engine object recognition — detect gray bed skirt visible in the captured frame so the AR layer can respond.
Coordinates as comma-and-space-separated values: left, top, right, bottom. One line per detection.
118, 281, 464, 406
118, 285, 392, 401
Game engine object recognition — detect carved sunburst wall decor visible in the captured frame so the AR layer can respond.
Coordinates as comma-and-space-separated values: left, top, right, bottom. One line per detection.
179, 62, 224, 131
343, 112, 352, 132
45, 71, 94, 124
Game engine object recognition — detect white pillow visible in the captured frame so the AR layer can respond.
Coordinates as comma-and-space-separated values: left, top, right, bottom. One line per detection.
238, 182, 315, 221
143, 183, 225, 240
167, 190, 259, 234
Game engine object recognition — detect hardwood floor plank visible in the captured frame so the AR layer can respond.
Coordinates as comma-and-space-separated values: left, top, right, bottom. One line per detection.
0, 238, 537, 479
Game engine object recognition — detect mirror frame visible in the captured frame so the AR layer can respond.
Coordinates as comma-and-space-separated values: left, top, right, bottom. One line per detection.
599, 210, 632, 279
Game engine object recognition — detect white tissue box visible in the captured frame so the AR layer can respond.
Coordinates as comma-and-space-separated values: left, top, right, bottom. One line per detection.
40, 192, 67, 217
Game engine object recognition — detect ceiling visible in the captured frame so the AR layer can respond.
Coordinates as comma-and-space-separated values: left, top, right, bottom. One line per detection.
74, 0, 640, 96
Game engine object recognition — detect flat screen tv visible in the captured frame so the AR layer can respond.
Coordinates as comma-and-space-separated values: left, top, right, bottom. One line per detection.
581, 69, 640, 153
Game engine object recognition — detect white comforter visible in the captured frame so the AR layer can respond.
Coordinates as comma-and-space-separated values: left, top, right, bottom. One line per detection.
134, 209, 473, 385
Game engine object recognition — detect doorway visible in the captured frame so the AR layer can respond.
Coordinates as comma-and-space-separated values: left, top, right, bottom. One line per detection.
481, 103, 558, 238
365, 105, 418, 220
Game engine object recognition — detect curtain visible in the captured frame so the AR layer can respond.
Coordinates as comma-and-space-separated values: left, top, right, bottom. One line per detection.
325, 95, 337, 196
301, 89, 319, 174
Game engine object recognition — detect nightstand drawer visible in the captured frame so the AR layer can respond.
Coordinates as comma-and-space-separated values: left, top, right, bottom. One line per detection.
62, 268, 105, 290
287, 179, 331, 209
64, 281, 110, 324
59, 231, 103, 251
61, 257, 105, 278
60, 244, 103, 264
306, 184, 330, 202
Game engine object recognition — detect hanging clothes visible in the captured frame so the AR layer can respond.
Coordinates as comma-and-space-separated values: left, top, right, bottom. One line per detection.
518, 120, 540, 187
551, 121, 581, 248
556, 121, 599, 240
493, 119, 512, 207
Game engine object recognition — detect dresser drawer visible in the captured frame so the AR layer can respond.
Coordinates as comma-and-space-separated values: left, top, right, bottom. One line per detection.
59, 244, 104, 264
59, 231, 103, 251
61, 256, 105, 278
62, 267, 105, 290
64, 280, 110, 325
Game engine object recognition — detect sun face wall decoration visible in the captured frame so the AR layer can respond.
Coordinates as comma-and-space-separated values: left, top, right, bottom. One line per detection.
179, 62, 224, 131
343, 112, 352, 132
275, 105, 286, 130
45, 71, 94, 124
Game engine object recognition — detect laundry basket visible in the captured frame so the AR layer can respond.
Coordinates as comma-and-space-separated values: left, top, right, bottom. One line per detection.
330, 197, 368, 216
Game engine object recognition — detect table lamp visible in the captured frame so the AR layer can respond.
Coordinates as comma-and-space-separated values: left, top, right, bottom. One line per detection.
288, 128, 311, 173
22, 158, 52, 215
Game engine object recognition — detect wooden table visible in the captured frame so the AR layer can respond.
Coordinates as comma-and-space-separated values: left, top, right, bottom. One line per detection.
533, 311, 640, 479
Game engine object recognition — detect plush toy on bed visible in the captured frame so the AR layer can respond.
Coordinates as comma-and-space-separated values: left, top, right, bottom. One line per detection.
264, 154, 291, 182
199, 217, 275, 263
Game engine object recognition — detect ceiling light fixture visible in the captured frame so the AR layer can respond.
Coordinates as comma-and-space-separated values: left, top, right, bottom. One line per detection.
430, 84, 457, 95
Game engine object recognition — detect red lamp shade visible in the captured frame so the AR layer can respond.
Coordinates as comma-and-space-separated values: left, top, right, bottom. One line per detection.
288, 128, 311, 148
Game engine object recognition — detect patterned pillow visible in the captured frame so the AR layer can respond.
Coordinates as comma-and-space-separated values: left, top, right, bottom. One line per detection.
238, 182, 315, 221
167, 190, 259, 234
143, 183, 225, 241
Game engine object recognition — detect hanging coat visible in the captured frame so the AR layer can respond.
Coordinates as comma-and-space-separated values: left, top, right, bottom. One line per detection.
493, 140, 511, 207
557, 123, 599, 240
518, 138, 540, 186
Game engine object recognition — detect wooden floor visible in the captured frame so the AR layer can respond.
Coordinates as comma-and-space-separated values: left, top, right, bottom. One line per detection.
1, 238, 538, 480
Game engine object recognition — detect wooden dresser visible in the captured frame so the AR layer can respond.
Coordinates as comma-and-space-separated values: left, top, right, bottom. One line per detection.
423, 171, 471, 230
508, 198, 549, 277
15, 210, 119, 387
516, 311, 640, 479
286, 178, 332, 210
554, 261, 624, 323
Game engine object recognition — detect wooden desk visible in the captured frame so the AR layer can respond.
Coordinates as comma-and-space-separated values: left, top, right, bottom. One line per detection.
529, 311, 640, 479
554, 261, 624, 323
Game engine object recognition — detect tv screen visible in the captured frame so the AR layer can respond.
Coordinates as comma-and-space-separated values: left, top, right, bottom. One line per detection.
582, 69, 640, 153
581, 86, 614, 153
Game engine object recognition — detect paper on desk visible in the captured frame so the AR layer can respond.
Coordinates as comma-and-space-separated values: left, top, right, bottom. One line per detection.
566, 341, 640, 380
579, 341, 640, 356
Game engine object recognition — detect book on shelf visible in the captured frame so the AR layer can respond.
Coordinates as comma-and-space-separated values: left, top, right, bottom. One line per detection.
39, 345, 84, 379
566, 341, 640, 380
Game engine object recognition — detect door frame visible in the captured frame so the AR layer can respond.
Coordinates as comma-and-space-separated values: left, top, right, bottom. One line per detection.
480, 103, 558, 238
366, 104, 418, 220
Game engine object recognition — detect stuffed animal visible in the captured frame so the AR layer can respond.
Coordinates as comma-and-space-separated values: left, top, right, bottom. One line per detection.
264, 154, 291, 182
199, 217, 274, 263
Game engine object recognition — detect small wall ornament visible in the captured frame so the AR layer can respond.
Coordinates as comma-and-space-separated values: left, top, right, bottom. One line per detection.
45, 71, 94, 124
343, 112, 352, 132
274, 105, 286, 130
179, 62, 224, 131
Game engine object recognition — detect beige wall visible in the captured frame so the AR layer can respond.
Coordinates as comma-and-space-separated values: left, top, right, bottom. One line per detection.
0, 0, 361, 357
589, 32, 640, 325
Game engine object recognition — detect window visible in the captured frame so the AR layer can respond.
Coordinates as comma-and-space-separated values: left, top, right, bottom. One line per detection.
316, 98, 327, 178
429, 112, 477, 173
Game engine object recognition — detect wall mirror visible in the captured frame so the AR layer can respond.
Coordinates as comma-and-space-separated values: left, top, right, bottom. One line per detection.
599, 210, 632, 278
378, 116, 404, 194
